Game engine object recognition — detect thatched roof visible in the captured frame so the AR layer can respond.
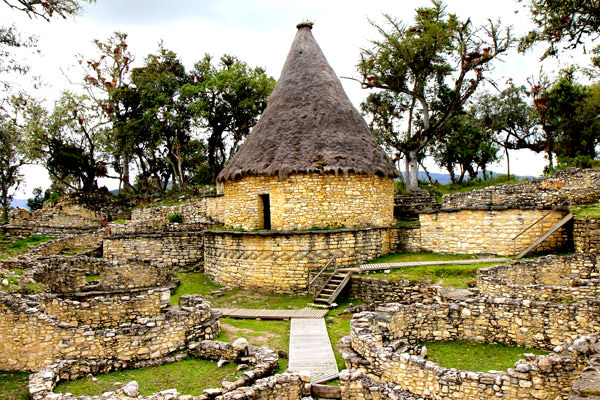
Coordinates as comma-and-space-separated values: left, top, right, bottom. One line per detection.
217, 23, 398, 183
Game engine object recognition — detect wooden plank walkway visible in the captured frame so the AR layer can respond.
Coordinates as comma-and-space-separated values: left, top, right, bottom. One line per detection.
288, 318, 338, 383
214, 308, 328, 319
349, 257, 508, 272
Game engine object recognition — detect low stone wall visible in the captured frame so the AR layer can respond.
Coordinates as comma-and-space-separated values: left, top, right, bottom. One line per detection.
9, 199, 102, 229
0, 294, 218, 372
394, 226, 422, 252
441, 168, 600, 209
34, 288, 169, 328
204, 227, 394, 294
130, 195, 225, 224
28, 339, 296, 400
574, 218, 600, 254
339, 369, 420, 400
12, 232, 104, 260
309, 272, 440, 305
418, 208, 571, 255
394, 192, 440, 219
477, 254, 600, 301
345, 306, 600, 400
103, 231, 205, 269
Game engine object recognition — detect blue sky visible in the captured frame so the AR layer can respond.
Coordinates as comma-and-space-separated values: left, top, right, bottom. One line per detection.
2, 0, 593, 197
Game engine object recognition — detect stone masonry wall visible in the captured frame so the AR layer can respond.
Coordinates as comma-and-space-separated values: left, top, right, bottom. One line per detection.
394, 192, 441, 219
0, 294, 218, 372
130, 195, 225, 224
441, 168, 600, 209
346, 306, 600, 400
221, 173, 395, 231
477, 254, 600, 301
204, 228, 393, 294
103, 231, 204, 269
9, 198, 102, 232
574, 218, 600, 254
418, 208, 570, 255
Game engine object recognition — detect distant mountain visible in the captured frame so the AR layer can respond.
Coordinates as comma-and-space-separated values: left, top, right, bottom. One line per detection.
416, 171, 535, 184
10, 198, 29, 210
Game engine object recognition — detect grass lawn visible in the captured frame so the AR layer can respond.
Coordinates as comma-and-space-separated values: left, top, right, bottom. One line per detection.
0, 372, 29, 400
171, 272, 312, 309
54, 357, 242, 396
366, 252, 478, 264
325, 300, 356, 370
359, 262, 503, 288
423, 341, 546, 372
0, 235, 54, 260
572, 202, 600, 219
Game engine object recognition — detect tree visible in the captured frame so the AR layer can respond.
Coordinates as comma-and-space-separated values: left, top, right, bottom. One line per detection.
472, 82, 537, 178
29, 92, 110, 194
182, 54, 275, 181
2, 0, 94, 20
357, 0, 512, 191
518, 0, 600, 58
0, 93, 42, 222
77, 32, 136, 191
131, 44, 193, 191
429, 111, 499, 183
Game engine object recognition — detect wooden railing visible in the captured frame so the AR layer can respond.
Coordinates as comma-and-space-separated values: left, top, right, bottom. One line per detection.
309, 250, 342, 292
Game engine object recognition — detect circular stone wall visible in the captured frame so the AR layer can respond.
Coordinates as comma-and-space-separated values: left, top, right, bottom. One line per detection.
203, 227, 394, 294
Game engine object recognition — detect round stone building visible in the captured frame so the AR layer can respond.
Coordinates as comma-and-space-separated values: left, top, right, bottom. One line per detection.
204, 23, 398, 294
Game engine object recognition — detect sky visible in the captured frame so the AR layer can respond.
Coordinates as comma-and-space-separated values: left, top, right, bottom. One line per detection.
2, 0, 594, 198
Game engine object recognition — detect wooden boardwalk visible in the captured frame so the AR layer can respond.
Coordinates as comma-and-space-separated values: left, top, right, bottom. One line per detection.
288, 318, 338, 383
351, 257, 508, 272
214, 308, 328, 319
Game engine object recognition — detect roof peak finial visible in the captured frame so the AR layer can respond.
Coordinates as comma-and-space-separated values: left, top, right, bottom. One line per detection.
296, 20, 314, 30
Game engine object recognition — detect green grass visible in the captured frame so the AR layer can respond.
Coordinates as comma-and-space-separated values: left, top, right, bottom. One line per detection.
218, 318, 290, 373
572, 202, 600, 219
0, 371, 29, 400
359, 262, 502, 288
325, 300, 360, 371
85, 274, 100, 282
367, 252, 478, 264
0, 235, 54, 259
54, 357, 242, 396
111, 219, 128, 224
171, 272, 312, 309
423, 341, 546, 372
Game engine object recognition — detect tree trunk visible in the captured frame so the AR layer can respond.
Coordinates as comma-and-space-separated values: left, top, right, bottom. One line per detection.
505, 146, 510, 180
406, 150, 419, 191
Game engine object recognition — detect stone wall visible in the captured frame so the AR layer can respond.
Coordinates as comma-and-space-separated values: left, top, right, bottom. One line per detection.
418, 208, 571, 255
394, 226, 422, 252
11, 232, 104, 260
204, 227, 394, 294
574, 218, 600, 254
394, 191, 440, 219
130, 195, 224, 224
21, 256, 175, 294
221, 173, 395, 231
103, 231, 205, 269
0, 294, 218, 372
28, 339, 299, 400
477, 254, 600, 302
309, 271, 440, 305
9, 201, 100, 227
345, 306, 600, 400
441, 168, 600, 209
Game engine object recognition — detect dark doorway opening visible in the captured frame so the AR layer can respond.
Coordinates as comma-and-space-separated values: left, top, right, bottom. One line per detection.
260, 194, 271, 230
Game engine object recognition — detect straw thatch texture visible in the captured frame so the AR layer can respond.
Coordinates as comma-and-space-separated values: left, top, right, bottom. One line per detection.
217, 25, 398, 182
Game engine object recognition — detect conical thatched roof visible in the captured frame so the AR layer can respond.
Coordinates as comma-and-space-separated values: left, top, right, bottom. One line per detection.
217, 23, 398, 183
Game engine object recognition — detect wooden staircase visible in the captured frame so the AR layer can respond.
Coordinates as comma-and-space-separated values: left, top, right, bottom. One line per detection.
514, 211, 574, 259
313, 270, 352, 305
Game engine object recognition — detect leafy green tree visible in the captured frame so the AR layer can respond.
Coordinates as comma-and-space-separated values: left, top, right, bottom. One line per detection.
182, 54, 275, 181
0, 93, 43, 221
29, 92, 110, 194
429, 111, 499, 183
471, 82, 537, 178
518, 0, 600, 58
357, 0, 512, 191
131, 44, 193, 191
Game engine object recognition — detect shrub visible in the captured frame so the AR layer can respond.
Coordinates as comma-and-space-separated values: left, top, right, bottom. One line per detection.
168, 212, 183, 224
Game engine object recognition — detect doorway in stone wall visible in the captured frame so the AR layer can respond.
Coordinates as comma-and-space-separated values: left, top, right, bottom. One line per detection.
260, 194, 271, 230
